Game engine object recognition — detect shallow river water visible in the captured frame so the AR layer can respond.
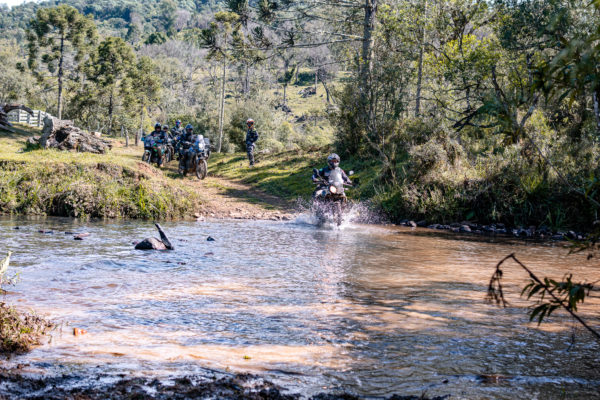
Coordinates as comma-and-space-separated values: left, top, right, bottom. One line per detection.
0, 216, 599, 399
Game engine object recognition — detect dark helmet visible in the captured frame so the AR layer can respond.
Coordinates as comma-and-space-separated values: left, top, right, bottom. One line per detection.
162, 124, 169, 130
154, 123, 162, 130
185, 124, 193, 133
327, 153, 340, 169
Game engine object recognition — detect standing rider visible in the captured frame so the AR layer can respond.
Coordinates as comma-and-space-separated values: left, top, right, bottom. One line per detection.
245, 118, 259, 167
312, 153, 352, 184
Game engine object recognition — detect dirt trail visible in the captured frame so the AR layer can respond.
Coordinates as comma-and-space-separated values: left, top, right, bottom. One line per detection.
188, 175, 296, 221
151, 159, 296, 221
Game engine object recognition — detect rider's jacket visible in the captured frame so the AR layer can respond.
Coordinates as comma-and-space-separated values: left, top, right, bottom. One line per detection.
312, 166, 351, 184
145, 131, 165, 145
151, 131, 168, 142
171, 126, 184, 138
245, 128, 259, 146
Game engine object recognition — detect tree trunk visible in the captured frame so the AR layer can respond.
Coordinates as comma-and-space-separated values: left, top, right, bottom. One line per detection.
283, 84, 287, 105
218, 56, 226, 153
125, 127, 129, 147
107, 90, 114, 136
360, 0, 377, 136
315, 70, 318, 94
136, 105, 144, 146
594, 89, 600, 136
415, 0, 427, 117
245, 63, 250, 96
321, 80, 332, 104
360, 0, 376, 94
57, 34, 65, 120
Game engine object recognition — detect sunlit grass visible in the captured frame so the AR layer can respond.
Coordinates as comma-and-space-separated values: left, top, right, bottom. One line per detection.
0, 124, 202, 219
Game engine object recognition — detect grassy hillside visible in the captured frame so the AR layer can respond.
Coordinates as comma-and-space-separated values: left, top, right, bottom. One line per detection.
209, 149, 381, 204
0, 124, 201, 219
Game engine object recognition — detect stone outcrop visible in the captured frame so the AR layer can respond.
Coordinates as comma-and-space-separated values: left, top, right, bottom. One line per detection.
39, 116, 112, 154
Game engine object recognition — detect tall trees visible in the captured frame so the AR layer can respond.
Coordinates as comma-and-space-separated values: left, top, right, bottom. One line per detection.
200, 11, 240, 153
25, 4, 96, 119
87, 37, 135, 135
124, 56, 162, 145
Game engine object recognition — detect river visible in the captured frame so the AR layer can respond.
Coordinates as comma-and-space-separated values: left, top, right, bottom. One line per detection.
0, 216, 599, 399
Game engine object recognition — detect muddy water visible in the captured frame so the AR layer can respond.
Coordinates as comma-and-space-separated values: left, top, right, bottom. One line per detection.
0, 216, 599, 399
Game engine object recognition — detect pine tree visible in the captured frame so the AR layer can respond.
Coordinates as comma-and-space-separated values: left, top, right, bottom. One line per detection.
26, 4, 97, 119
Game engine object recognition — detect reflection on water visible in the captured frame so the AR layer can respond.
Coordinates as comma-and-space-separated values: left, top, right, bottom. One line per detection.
0, 216, 599, 399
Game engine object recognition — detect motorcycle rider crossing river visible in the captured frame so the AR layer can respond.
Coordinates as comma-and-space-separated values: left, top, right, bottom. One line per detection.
311, 153, 355, 225
312, 153, 352, 186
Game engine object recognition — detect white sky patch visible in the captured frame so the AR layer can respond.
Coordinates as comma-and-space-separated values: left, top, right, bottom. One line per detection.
1, 0, 34, 7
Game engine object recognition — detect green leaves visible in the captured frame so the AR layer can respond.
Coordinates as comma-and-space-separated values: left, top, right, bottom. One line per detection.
488, 254, 599, 341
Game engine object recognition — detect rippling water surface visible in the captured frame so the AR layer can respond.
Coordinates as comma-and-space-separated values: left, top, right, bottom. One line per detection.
0, 216, 599, 399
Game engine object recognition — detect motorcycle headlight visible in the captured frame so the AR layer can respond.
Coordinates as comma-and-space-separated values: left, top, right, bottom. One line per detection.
329, 185, 337, 194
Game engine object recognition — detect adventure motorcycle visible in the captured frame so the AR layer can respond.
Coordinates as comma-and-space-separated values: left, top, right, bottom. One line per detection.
311, 167, 357, 226
178, 137, 211, 179
142, 136, 167, 167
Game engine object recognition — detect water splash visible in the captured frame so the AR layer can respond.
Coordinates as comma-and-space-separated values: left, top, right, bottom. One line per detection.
293, 198, 385, 228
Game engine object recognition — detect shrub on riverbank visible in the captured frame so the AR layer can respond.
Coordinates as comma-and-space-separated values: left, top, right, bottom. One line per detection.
0, 160, 201, 219
0, 303, 53, 355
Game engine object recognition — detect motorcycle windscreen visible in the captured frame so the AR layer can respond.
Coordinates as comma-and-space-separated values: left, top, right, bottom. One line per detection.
328, 167, 345, 185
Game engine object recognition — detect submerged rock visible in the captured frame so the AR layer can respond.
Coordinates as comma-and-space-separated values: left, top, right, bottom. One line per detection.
135, 224, 174, 250
135, 237, 168, 250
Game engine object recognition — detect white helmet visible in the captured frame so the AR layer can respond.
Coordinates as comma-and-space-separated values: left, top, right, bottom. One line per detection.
327, 153, 340, 169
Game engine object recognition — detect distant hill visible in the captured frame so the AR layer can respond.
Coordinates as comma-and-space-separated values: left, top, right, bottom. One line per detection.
0, 0, 220, 41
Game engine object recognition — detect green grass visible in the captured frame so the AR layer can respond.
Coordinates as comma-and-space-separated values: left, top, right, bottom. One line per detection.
209, 148, 381, 203
0, 124, 202, 219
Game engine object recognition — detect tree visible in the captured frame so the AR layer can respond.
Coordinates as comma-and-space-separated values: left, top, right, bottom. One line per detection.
123, 56, 162, 146
199, 11, 241, 153
86, 37, 135, 136
25, 4, 96, 119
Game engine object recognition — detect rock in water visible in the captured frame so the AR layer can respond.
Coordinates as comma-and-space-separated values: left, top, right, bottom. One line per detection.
134, 224, 174, 250
39, 116, 112, 154
135, 238, 168, 250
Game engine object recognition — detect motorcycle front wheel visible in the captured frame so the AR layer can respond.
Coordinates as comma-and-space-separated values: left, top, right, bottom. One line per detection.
196, 158, 208, 180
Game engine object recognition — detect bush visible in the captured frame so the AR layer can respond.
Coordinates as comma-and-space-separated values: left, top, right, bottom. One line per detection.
0, 303, 53, 355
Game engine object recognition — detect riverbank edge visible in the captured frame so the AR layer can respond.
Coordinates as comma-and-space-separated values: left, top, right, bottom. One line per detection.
0, 370, 449, 400
0, 303, 53, 356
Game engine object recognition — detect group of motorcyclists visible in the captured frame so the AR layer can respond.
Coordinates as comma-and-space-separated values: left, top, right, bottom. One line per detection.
141, 120, 210, 178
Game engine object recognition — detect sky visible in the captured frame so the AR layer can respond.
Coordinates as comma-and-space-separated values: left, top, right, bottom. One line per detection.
1, 0, 33, 7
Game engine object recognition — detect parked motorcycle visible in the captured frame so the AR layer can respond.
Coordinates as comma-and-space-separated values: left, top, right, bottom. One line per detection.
141, 136, 166, 167
178, 137, 211, 180
311, 168, 357, 226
